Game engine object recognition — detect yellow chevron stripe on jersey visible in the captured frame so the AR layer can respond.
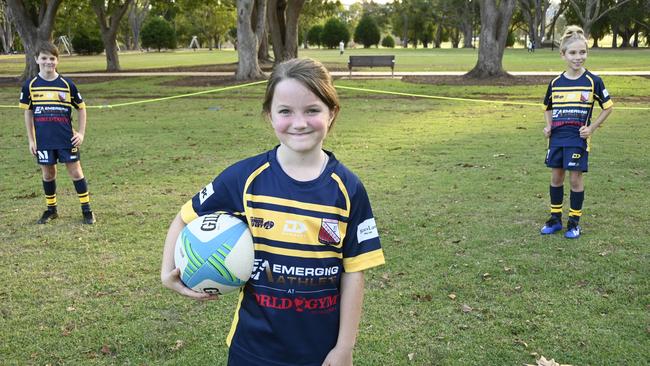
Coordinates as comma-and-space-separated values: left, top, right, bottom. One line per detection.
254, 243, 343, 259
31, 86, 71, 92
242, 162, 271, 219
245, 194, 348, 217
246, 208, 347, 248
226, 288, 246, 347
343, 249, 386, 272
330, 173, 351, 217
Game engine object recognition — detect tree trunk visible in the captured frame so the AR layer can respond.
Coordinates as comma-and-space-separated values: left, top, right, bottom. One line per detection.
92, 0, 133, 72
466, 0, 516, 79
7, 0, 62, 80
129, 0, 149, 51
461, 2, 474, 48
258, 18, 271, 62
267, 0, 304, 64
236, 0, 264, 80
0, 1, 15, 54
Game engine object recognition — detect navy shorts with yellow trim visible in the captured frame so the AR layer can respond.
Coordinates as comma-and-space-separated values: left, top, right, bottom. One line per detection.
36, 147, 80, 165
545, 146, 588, 172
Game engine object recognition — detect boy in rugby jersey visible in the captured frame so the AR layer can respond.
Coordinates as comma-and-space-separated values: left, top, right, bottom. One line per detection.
161, 58, 385, 365
20, 43, 95, 224
540, 26, 613, 239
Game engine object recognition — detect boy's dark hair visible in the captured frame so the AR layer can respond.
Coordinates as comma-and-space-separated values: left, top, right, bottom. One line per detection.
263, 58, 340, 130
36, 42, 59, 58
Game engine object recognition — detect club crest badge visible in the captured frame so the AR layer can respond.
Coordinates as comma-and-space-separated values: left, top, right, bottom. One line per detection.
318, 218, 340, 245
580, 91, 590, 102
58, 92, 67, 101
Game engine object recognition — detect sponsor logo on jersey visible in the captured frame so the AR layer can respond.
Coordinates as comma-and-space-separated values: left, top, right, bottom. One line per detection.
34, 106, 43, 114
250, 217, 274, 229
572, 153, 581, 159
283, 220, 307, 236
357, 218, 378, 243
318, 218, 340, 245
250, 259, 339, 287
602, 88, 609, 98
253, 293, 339, 313
199, 183, 214, 204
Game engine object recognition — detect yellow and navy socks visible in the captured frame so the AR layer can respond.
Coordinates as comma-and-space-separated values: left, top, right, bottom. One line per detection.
43, 179, 57, 212
73, 178, 92, 213
549, 185, 564, 220
569, 190, 584, 224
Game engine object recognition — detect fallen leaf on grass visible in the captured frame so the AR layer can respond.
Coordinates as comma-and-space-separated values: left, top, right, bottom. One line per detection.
461, 304, 473, 313
481, 272, 491, 280
448, 293, 457, 300
171, 339, 184, 352
407, 353, 415, 361
525, 355, 573, 366
100, 344, 112, 356
514, 338, 528, 348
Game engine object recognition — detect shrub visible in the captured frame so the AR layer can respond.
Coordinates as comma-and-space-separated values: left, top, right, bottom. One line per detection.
354, 14, 380, 48
381, 35, 395, 48
72, 30, 104, 55
141, 17, 177, 51
321, 18, 350, 49
307, 25, 324, 48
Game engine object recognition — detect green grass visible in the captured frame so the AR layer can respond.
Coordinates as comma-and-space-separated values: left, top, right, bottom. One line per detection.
0, 75, 648, 365
1, 47, 649, 75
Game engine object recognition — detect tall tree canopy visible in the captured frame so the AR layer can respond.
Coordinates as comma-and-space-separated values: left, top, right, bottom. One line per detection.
7, 0, 62, 80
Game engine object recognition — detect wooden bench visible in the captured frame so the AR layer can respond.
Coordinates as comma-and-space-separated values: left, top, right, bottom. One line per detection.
348, 55, 395, 76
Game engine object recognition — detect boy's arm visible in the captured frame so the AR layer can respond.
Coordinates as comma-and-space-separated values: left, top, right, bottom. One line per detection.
322, 271, 365, 366
543, 109, 553, 138
580, 107, 613, 139
72, 108, 87, 147
24, 110, 36, 155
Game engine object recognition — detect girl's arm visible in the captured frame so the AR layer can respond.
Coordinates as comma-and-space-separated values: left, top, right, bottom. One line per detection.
160, 212, 216, 300
24, 110, 36, 155
580, 107, 613, 139
322, 271, 365, 366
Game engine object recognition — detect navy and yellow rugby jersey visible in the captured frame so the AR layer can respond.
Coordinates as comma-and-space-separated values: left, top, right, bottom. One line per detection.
543, 70, 613, 150
180, 147, 385, 366
19, 74, 85, 149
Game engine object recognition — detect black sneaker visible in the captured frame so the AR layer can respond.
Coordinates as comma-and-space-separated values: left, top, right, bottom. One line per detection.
37, 210, 58, 224
82, 211, 96, 225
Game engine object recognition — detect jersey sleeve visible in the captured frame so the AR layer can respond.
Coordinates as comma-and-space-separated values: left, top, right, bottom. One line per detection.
342, 181, 385, 273
68, 80, 86, 109
593, 77, 613, 109
543, 81, 553, 111
19, 82, 31, 110
179, 164, 246, 224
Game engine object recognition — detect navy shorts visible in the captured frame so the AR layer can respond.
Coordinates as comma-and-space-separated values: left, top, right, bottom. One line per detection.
36, 147, 80, 165
545, 146, 588, 172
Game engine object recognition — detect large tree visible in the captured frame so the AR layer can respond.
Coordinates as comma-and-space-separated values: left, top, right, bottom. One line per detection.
7, 0, 62, 80
568, 0, 631, 38
267, 0, 305, 63
0, 0, 15, 54
128, 0, 149, 50
467, 0, 517, 78
91, 0, 133, 72
236, 0, 265, 80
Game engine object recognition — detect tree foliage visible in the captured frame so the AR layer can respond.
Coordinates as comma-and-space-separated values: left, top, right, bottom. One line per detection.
381, 34, 395, 48
72, 29, 104, 55
354, 13, 380, 48
321, 17, 349, 49
141, 16, 177, 51
307, 24, 323, 48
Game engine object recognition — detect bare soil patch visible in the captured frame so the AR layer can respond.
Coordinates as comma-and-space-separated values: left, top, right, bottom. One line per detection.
402, 75, 552, 86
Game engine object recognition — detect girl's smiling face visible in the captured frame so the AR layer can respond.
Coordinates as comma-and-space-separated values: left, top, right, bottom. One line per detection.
268, 78, 333, 156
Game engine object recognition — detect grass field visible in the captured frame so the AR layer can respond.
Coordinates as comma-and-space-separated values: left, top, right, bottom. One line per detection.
0, 62, 649, 364
1, 47, 650, 75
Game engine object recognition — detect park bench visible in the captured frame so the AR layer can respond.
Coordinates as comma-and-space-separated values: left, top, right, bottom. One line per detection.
348, 55, 395, 76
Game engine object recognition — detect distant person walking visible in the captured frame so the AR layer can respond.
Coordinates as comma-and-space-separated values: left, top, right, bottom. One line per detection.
339, 40, 344, 55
